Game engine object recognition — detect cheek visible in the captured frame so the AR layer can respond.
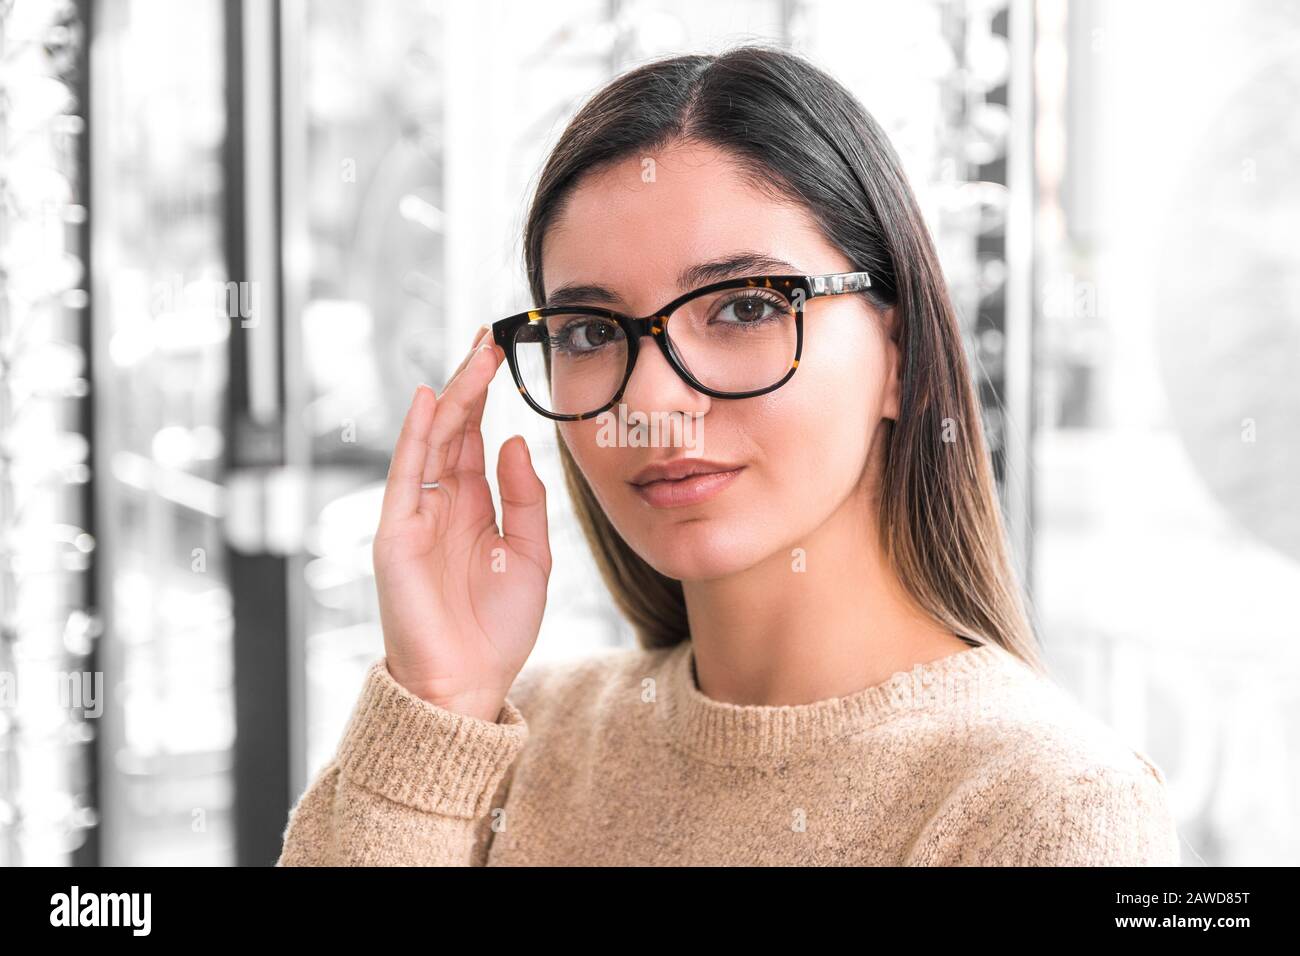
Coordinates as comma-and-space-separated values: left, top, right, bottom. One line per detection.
760, 319, 882, 466
558, 421, 623, 509
558, 420, 599, 470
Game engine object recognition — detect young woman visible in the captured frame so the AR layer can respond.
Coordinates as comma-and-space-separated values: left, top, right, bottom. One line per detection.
277, 45, 1180, 866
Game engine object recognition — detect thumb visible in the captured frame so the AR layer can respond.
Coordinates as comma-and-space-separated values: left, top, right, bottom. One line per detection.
497, 435, 551, 575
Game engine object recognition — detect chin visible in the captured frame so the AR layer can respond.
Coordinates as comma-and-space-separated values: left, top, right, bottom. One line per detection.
624, 515, 767, 582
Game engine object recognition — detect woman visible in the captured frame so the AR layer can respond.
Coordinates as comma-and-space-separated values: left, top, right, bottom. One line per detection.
277, 45, 1180, 866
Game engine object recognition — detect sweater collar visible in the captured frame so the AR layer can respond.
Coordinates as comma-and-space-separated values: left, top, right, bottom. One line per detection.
655, 638, 1016, 767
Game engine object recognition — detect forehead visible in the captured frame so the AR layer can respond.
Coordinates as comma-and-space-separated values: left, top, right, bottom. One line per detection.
541, 141, 825, 307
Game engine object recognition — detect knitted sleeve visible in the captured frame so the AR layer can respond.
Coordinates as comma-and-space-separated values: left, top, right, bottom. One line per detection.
911, 761, 1182, 867
977, 765, 1182, 866
275, 657, 530, 866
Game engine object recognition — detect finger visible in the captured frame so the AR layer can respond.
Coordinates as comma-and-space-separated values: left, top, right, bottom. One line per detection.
381, 383, 436, 522
441, 324, 491, 391
497, 435, 550, 575
423, 329, 488, 486
450, 342, 502, 477
422, 340, 499, 485
431, 329, 495, 478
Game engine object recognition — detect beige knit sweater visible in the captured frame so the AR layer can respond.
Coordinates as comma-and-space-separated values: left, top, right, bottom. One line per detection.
276, 639, 1181, 866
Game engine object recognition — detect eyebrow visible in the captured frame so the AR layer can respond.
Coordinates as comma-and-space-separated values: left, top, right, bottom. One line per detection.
543, 252, 801, 310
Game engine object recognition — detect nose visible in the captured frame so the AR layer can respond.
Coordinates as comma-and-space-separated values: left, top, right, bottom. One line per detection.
618, 331, 711, 418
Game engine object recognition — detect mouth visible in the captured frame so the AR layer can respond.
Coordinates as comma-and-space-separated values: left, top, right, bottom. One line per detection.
627, 462, 746, 509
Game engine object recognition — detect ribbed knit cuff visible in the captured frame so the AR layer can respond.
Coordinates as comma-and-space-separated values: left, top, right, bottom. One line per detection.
336, 658, 529, 819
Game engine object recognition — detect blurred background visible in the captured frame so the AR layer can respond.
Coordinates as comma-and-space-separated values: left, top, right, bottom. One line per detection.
1, 0, 1297, 866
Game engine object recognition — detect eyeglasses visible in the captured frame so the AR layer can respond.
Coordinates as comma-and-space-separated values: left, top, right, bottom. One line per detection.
490, 271, 872, 421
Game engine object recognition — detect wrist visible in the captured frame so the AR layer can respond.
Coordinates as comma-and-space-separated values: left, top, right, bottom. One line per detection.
384, 661, 509, 721
426, 691, 507, 723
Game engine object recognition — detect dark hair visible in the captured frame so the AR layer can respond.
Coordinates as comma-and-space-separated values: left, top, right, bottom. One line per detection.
522, 43, 1043, 673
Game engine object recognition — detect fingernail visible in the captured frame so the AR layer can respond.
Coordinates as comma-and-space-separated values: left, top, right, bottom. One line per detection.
413, 382, 430, 402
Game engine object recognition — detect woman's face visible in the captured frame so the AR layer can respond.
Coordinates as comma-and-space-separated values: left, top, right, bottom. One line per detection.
543, 140, 899, 581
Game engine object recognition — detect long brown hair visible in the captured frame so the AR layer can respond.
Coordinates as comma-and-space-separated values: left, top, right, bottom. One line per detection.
521, 44, 1044, 674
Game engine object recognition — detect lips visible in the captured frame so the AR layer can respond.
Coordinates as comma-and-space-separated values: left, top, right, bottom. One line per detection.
628, 458, 746, 508
629, 457, 744, 486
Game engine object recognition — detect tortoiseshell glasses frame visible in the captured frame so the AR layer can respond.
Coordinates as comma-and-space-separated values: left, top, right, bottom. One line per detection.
490, 271, 873, 422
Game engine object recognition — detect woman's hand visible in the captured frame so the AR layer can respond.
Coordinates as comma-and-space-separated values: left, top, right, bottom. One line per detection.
372, 325, 552, 722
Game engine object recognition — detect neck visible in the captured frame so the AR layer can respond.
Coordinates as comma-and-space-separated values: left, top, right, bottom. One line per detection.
680, 471, 968, 708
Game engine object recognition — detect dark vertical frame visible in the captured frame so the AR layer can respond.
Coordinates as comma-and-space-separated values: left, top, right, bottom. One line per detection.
973, 1, 1036, 596
70, 0, 99, 869
974, 5, 1011, 489
224, 0, 292, 866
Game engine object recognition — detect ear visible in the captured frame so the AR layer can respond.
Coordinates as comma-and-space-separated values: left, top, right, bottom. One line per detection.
881, 306, 901, 421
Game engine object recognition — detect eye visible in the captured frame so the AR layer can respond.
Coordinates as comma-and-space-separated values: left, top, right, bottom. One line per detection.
711, 292, 785, 325
552, 317, 623, 354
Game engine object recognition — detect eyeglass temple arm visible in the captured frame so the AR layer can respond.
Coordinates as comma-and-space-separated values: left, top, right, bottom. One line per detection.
807, 271, 872, 296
